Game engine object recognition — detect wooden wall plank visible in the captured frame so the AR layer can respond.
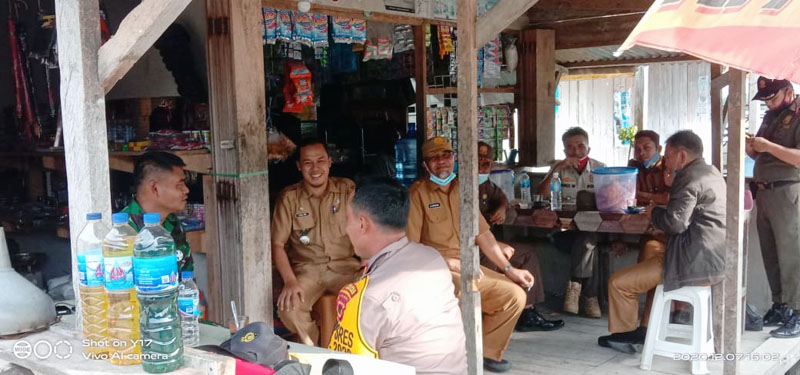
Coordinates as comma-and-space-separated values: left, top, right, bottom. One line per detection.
55, 0, 113, 330
202, 175, 223, 324
413, 24, 427, 162
710, 64, 724, 170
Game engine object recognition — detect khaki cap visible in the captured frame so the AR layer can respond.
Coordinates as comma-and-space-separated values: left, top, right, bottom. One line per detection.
422, 137, 454, 159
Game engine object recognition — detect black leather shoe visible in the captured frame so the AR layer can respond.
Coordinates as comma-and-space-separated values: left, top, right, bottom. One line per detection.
484, 358, 512, 373
515, 308, 565, 332
771, 314, 800, 338
598, 328, 646, 354
764, 302, 794, 327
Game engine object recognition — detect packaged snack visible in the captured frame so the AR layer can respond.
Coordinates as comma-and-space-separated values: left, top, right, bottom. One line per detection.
277, 10, 293, 42
267, 127, 297, 162
438, 26, 454, 59
283, 61, 314, 113
312, 14, 329, 47
262, 8, 277, 45
292, 11, 314, 46
351, 19, 367, 44
332, 16, 352, 43
393, 24, 414, 53
483, 37, 502, 81
362, 40, 378, 61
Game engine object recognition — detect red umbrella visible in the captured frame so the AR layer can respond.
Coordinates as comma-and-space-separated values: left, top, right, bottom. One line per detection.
617, 0, 800, 83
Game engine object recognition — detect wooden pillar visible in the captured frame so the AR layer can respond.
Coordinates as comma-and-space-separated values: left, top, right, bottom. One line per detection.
518, 29, 555, 166
634, 66, 647, 129
55, 0, 113, 330
413, 24, 428, 160
723, 69, 747, 375
710, 64, 724, 170
202, 175, 223, 324
206, 0, 272, 325
456, 0, 482, 373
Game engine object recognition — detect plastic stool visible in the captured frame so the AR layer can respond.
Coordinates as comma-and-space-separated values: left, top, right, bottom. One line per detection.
640, 285, 714, 375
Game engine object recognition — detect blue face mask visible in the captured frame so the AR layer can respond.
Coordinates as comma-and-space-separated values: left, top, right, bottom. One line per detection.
478, 174, 490, 184
430, 172, 456, 186
643, 152, 660, 169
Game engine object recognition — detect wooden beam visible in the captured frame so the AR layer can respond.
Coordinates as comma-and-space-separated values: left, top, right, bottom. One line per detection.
264, 0, 457, 27
413, 24, 428, 161
427, 86, 517, 95
55, 0, 113, 331
561, 55, 697, 69
711, 70, 731, 92
206, 0, 272, 325
550, 14, 642, 50
528, 8, 627, 24
532, 0, 653, 11
476, 0, 541, 47
723, 69, 747, 375
518, 29, 556, 166
202, 175, 223, 324
710, 64, 724, 170
456, 0, 482, 372
634, 66, 646, 130
98, 0, 192, 93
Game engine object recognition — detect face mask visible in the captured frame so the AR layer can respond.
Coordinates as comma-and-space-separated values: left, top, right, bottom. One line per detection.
643, 152, 660, 169
430, 172, 456, 186
478, 174, 490, 184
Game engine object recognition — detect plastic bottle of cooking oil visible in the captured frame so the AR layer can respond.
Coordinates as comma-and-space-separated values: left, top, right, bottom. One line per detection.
103, 212, 141, 365
76, 212, 109, 357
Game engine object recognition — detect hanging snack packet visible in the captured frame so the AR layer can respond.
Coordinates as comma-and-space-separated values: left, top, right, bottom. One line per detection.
351, 19, 367, 44
332, 16, 352, 44
262, 8, 277, 45
438, 26, 454, 59
363, 40, 378, 61
277, 10, 293, 42
292, 12, 314, 46
312, 14, 329, 47
393, 24, 414, 53
267, 126, 297, 162
483, 37, 502, 81
283, 61, 314, 113
377, 37, 393, 60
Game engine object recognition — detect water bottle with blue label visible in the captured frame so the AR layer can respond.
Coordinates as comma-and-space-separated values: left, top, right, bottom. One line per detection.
134, 213, 183, 373
178, 271, 200, 347
551, 172, 562, 211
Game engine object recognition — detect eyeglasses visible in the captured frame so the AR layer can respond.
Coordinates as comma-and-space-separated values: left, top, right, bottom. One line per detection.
427, 151, 454, 163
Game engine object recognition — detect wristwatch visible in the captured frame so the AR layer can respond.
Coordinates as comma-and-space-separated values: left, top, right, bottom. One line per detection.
503, 264, 513, 274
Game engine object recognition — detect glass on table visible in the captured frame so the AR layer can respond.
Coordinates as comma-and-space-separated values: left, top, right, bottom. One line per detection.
227, 315, 250, 335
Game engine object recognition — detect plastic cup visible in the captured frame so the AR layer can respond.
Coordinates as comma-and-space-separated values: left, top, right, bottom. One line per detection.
228, 315, 249, 335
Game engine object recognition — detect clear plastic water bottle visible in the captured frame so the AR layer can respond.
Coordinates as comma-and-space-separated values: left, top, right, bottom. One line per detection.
551, 172, 563, 211
520, 173, 532, 202
77, 212, 110, 357
178, 271, 200, 348
134, 213, 183, 373
103, 212, 141, 365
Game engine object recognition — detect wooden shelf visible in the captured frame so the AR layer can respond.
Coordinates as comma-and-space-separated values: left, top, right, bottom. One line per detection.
427, 86, 516, 95
23, 148, 213, 174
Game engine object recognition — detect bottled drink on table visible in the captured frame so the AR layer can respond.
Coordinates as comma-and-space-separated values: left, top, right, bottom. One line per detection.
178, 270, 200, 348
520, 173, 532, 202
77, 212, 110, 356
103, 212, 141, 365
550, 172, 562, 211
134, 213, 183, 373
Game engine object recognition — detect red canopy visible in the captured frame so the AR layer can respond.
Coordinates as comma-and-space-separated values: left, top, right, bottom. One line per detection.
617, 0, 800, 84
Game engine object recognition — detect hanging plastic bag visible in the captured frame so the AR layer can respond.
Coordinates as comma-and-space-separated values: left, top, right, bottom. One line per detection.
267, 127, 297, 162
262, 8, 277, 45
283, 61, 314, 113
351, 19, 367, 45
332, 16, 352, 44
292, 11, 314, 46
393, 25, 414, 53
312, 14, 329, 47
277, 10, 293, 42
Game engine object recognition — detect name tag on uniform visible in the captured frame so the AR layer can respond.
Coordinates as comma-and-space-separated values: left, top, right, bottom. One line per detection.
428, 203, 441, 209
295, 212, 309, 218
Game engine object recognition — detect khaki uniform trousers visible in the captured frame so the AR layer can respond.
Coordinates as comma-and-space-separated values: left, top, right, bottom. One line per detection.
608, 240, 665, 333
451, 265, 526, 361
756, 186, 800, 309
278, 263, 360, 346
481, 241, 545, 306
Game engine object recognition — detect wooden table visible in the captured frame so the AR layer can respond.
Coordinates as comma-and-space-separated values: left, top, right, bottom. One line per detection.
511, 208, 655, 235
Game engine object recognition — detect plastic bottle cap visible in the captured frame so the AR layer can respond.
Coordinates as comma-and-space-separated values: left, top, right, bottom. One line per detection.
181, 271, 193, 280
111, 212, 129, 224
553, 172, 559, 178
86, 212, 102, 220
143, 213, 161, 224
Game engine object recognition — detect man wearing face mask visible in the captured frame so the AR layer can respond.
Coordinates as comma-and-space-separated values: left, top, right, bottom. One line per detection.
478, 141, 564, 332
537, 127, 606, 318
598, 130, 726, 353
271, 140, 362, 346
747, 77, 800, 337
407, 137, 534, 373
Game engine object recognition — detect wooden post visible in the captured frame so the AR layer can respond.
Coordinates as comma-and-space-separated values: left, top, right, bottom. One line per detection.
723, 69, 747, 375
634, 65, 647, 129
206, 0, 272, 325
414, 24, 428, 161
202, 175, 223, 324
457, 0, 482, 373
55, 0, 113, 330
518, 29, 555, 166
710, 64, 724, 170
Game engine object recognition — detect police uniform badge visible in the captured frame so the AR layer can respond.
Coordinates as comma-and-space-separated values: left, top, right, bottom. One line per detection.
782, 114, 794, 130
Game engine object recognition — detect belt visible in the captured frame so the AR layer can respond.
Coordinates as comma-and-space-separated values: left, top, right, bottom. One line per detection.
750, 180, 800, 191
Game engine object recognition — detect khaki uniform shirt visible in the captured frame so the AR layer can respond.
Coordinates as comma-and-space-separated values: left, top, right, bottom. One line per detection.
557, 158, 606, 201
479, 180, 507, 223
754, 96, 800, 182
628, 157, 670, 197
357, 237, 467, 375
407, 178, 491, 260
271, 177, 360, 273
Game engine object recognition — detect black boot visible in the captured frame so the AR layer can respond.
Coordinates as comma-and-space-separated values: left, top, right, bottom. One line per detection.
771, 314, 800, 338
515, 308, 565, 332
598, 327, 646, 354
764, 302, 794, 327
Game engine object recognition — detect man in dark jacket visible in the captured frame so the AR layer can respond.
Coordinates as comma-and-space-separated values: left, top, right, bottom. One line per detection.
598, 130, 726, 353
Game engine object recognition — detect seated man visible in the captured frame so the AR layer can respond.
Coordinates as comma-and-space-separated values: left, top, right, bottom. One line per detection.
122, 151, 193, 272
329, 178, 467, 374
271, 140, 362, 346
598, 130, 726, 353
407, 137, 534, 373
537, 127, 606, 318
478, 141, 564, 332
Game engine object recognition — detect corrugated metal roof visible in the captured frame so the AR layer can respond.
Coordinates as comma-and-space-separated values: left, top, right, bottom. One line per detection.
555, 45, 683, 64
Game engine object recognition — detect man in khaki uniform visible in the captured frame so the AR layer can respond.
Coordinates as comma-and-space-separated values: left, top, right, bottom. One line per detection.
328, 178, 467, 375
748, 77, 800, 338
271, 141, 361, 346
407, 137, 534, 373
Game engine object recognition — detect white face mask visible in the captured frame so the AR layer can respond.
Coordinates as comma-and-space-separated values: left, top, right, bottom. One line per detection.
430, 172, 456, 186
478, 174, 490, 184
